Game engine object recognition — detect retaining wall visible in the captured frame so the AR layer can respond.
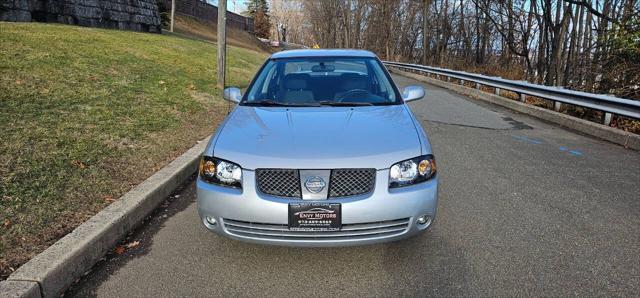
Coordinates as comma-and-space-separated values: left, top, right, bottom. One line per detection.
0, 0, 162, 33
164, 0, 253, 32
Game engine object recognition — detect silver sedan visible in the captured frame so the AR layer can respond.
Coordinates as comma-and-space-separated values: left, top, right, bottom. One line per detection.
197, 49, 438, 246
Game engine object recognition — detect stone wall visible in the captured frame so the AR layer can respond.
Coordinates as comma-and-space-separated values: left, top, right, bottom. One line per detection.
0, 0, 162, 33
164, 0, 253, 32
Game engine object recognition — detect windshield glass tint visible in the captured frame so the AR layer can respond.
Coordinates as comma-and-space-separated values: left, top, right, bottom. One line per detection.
244, 57, 399, 105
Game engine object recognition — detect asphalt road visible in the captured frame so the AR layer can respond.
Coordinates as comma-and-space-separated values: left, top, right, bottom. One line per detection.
67, 74, 640, 296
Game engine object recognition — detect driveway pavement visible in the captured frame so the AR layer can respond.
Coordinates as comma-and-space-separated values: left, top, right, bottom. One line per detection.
67, 74, 640, 296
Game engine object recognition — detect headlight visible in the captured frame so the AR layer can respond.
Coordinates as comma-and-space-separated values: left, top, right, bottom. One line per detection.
199, 156, 242, 188
389, 155, 436, 188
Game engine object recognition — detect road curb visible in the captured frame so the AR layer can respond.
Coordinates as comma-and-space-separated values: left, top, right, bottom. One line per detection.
1, 137, 210, 297
0, 281, 41, 298
390, 68, 640, 151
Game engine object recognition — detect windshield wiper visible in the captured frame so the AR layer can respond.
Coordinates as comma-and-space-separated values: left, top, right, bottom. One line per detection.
318, 101, 374, 106
243, 100, 319, 107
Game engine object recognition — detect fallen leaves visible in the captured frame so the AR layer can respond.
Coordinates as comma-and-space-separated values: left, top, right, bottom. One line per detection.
3, 219, 11, 228
126, 241, 140, 249
113, 240, 140, 255
71, 160, 86, 169
103, 195, 116, 203
114, 246, 126, 254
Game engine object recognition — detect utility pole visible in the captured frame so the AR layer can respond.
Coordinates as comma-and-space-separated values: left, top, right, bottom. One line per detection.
423, 0, 430, 65
217, 0, 226, 89
170, 0, 175, 32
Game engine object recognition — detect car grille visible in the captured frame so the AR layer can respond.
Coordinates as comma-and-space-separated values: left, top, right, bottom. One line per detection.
255, 168, 376, 198
255, 169, 301, 198
329, 169, 376, 198
223, 218, 410, 241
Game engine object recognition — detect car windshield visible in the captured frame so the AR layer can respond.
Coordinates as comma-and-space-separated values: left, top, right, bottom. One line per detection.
242, 57, 400, 106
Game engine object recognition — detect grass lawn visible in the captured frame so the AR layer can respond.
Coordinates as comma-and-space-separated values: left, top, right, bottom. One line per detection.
0, 22, 267, 278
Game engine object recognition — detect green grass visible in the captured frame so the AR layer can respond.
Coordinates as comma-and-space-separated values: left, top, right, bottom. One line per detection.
0, 22, 267, 277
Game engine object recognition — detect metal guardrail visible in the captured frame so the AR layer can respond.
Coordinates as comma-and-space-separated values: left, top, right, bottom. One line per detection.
383, 61, 640, 125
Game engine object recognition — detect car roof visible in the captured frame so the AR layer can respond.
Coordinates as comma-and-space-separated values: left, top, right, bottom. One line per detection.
270, 49, 378, 59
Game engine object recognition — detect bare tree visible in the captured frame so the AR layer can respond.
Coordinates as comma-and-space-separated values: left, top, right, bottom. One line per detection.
294, 0, 639, 99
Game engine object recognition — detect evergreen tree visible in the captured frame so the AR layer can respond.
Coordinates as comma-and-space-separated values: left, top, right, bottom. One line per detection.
246, 0, 269, 17
245, 0, 271, 39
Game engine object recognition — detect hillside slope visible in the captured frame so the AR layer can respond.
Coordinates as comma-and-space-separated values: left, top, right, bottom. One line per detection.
0, 22, 268, 279
171, 14, 274, 53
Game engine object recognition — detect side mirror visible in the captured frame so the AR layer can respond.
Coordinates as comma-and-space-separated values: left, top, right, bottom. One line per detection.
402, 85, 425, 102
223, 87, 242, 103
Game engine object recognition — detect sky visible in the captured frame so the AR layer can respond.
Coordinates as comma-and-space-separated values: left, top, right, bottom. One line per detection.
207, 0, 248, 14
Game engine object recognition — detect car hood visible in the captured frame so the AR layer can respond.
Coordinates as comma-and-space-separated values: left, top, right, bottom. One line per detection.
212, 105, 422, 170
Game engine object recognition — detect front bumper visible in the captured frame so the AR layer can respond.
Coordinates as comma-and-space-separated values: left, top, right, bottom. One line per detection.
197, 169, 438, 247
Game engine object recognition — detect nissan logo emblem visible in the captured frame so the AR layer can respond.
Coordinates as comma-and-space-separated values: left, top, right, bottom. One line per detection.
304, 176, 326, 193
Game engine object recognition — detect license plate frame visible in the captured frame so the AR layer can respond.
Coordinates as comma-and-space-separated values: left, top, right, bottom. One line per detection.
288, 203, 341, 231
